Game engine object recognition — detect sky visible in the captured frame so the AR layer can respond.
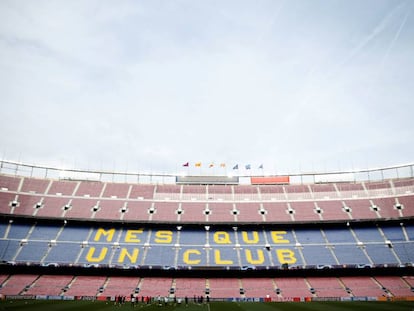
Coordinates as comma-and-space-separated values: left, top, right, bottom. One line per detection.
0, 0, 413, 176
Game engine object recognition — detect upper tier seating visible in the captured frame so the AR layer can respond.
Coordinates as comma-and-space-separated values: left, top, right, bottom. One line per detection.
1, 174, 413, 224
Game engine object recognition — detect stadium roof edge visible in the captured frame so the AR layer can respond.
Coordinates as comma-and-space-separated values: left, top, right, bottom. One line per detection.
0, 159, 413, 184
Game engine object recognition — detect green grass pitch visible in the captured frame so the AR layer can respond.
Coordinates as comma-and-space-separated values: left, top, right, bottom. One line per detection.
1, 300, 414, 311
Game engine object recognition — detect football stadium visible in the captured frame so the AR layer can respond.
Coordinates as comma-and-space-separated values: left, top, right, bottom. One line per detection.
1, 1, 414, 310
0, 159, 413, 310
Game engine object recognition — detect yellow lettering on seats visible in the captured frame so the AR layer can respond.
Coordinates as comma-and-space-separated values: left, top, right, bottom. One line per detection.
117, 248, 139, 263
154, 230, 173, 243
183, 249, 201, 265
86, 247, 107, 262
94, 228, 115, 242
125, 229, 144, 243
214, 249, 233, 265
270, 231, 289, 244
245, 249, 264, 264
214, 231, 231, 244
242, 231, 259, 244
276, 249, 296, 264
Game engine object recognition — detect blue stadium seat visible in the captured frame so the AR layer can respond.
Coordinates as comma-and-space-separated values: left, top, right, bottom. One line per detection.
0, 239, 20, 261
15, 241, 49, 262
295, 229, 326, 244
404, 225, 414, 241
392, 242, 414, 264
353, 228, 383, 242
332, 245, 370, 265
7, 223, 32, 239
44, 242, 81, 264
381, 226, 406, 241
364, 244, 399, 264
0, 221, 8, 239
29, 225, 61, 240
58, 226, 91, 241
324, 228, 356, 243
143, 245, 177, 267
301, 245, 337, 266
179, 230, 206, 245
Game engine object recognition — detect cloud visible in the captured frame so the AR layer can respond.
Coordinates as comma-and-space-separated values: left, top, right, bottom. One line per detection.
0, 0, 413, 174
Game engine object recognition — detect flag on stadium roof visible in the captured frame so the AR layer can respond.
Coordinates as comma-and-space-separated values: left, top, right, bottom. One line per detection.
220, 163, 226, 168
245, 164, 251, 170
209, 163, 214, 168
258, 164, 263, 169
195, 162, 202, 167
182, 162, 189, 167
232, 164, 239, 170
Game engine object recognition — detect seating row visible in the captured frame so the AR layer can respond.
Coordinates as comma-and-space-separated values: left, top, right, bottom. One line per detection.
1, 192, 413, 223
1, 174, 413, 200
1, 222, 413, 268
1, 275, 413, 298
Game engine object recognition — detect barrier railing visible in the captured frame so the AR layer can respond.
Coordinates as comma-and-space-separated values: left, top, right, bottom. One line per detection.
0, 159, 413, 185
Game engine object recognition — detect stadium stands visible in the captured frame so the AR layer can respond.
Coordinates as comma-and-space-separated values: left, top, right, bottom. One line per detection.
235, 202, 264, 222
179, 202, 207, 222
101, 276, 140, 297
122, 200, 152, 221
208, 278, 241, 298
25, 275, 74, 296
0, 221, 412, 270
241, 278, 276, 299
1, 275, 413, 299
0, 175, 21, 192
151, 201, 180, 222
374, 276, 413, 297
63, 276, 107, 297
0, 274, 39, 296
137, 277, 173, 297
315, 200, 350, 221
207, 202, 235, 223
174, 278, 207, 298
20, 177, 50, 194
94, 199, 125, 220
47, 180, 77, 196
0, 161, 413, 301
273, 278, 311, 298
306, 277, 348, 297
1, 171, 414, 224
340, 277, 386, 297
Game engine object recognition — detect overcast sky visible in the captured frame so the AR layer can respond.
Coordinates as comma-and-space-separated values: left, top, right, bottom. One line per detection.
0, 0, 413, 176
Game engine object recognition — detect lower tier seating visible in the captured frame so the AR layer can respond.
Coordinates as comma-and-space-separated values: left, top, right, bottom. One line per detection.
0, 275, 412, 299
